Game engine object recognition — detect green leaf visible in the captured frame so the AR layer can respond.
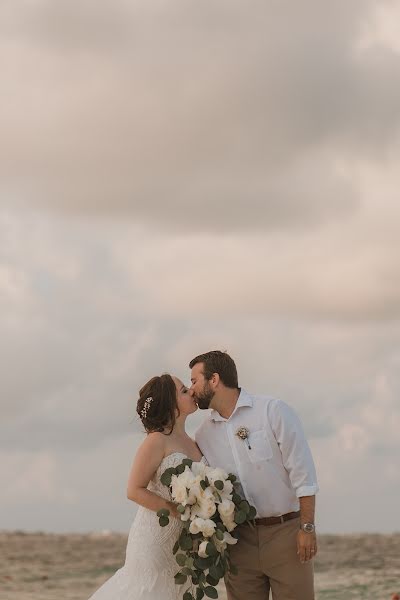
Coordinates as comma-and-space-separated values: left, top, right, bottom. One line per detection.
216, 522, 226, 532
196, 589, 205, 600
194, 556, 214, 570
239, 500, 250, 513
177, 504, 186, 514
183, 592, 194, 600
206, 542, 218, 557
232, 493, 242, 505
214, 480, 224, 490
173, 540, 180, 554
180, 535, 193, 551
160, 470, 173, 486
215, 529, 224, 541
234, 510, 247, 525
204, 476, 210, 487
200, 480, 207, 490
176, 553, 187, 566
182, 458, 193, 467
209, 563, 224, 580
159, 516, 170, 527
215, 491, 222, 503
227, 473, 236, 483
247, 506, 257, 520
182, 567, 194, 576
174, 573, 187, 585
157, 508, 170, 517
186, 556, 194, 568
176, 463, 186, 474
204, 586, 218, 598
206, 574, 220, 586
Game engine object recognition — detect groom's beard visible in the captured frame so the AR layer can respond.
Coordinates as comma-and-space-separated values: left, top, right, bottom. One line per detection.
195, 382, 215, 410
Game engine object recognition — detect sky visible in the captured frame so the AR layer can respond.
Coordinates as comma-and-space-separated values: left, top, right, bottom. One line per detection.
1, 0, 400, 534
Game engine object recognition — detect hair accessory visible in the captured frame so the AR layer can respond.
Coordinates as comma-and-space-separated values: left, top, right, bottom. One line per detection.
140, 397, 153, 419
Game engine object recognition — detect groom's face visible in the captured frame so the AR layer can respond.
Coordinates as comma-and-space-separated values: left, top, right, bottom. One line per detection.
190, 363, 215, 410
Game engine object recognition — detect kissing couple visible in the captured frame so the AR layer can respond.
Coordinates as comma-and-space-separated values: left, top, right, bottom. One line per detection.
88, 350, 319, 600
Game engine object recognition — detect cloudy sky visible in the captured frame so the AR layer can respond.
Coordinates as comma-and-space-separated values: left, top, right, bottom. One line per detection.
1, 0, 400, 534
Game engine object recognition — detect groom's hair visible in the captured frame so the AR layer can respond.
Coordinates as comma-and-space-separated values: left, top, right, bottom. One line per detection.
189, 351, 239, 388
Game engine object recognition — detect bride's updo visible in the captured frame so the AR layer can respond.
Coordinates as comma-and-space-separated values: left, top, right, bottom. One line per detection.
137, 373, 179, 434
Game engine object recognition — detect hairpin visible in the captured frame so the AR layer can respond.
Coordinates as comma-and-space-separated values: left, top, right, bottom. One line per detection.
140, 397, 153, 419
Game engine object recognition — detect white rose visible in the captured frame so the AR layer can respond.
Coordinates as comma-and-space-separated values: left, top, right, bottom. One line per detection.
192, 496, 216, 520
185, 477, 202, 505
201, 519, 217, 538
190, 480, 213, 501
207, 467, 228, 484
215, 479, 233, 500
171, 475, 189, 505
178, 466, 196, 489
223, 531, 238, 545
222, 517, 236, 532
215, 530, 238, 552
218, 499, 235, 519
198, 540, 209, 558
189, 517, 205, 535
191, 462, 207, 478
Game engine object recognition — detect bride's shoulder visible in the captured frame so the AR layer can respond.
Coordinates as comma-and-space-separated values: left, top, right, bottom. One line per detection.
138, 431, 166, 455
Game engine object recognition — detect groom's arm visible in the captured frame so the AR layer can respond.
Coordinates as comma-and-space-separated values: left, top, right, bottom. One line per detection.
267, 399, 319, 563
297, 495, 317, 563
299, 494, 315, 525
267, 399, 319, 498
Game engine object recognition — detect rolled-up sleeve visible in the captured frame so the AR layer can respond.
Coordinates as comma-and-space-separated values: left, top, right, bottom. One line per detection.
268, 399, 319, 498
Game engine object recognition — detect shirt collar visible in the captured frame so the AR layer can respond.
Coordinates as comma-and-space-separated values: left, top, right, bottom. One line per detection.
210, 388, 253, 422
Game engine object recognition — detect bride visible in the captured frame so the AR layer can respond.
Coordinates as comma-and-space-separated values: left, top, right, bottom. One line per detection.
88, 373, 204, 600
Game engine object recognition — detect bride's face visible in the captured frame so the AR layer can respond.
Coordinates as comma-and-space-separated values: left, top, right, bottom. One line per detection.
173, 377, 198, 416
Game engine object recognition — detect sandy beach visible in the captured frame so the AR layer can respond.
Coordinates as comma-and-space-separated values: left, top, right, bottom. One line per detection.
1, 531, 399, 600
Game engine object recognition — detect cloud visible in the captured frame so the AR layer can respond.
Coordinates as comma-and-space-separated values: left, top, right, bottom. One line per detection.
1, 1, 400, 231
1, 1, 400, 534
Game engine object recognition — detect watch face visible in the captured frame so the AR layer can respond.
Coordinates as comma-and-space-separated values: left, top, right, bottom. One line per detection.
303, 523, 315, 533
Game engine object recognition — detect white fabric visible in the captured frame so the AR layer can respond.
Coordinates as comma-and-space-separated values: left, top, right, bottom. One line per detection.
195, 389, 319, 518
88, 452, 206, 600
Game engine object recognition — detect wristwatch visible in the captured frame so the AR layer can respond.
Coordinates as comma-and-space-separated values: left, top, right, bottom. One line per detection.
301, 523, 315, 533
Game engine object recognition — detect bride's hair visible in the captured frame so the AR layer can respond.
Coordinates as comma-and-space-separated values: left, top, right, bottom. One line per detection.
137, 373, 179, 434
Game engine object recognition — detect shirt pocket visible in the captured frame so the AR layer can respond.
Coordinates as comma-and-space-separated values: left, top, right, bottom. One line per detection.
246, 429, 273, 463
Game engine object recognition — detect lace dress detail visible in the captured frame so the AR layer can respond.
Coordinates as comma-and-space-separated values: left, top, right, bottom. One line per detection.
88, 453, 207, 600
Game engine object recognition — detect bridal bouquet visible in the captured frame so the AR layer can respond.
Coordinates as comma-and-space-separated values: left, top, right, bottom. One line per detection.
157, 458, 256, 600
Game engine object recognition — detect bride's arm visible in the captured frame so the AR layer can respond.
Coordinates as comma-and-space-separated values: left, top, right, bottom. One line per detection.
126, 432, 178, 517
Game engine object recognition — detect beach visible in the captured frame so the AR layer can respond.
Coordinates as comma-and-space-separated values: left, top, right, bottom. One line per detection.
1, 531, 399, 600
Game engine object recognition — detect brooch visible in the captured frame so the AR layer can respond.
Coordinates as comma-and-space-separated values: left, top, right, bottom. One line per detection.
235, 426, 251, 449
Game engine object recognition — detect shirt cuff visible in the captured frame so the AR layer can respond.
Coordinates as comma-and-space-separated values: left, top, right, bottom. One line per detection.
296, 484, 319, 498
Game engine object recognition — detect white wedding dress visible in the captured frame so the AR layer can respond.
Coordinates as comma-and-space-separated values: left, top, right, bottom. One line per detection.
89, 452, 207, 600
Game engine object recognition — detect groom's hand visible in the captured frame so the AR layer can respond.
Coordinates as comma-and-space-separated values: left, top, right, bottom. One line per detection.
297, 530, 317, 563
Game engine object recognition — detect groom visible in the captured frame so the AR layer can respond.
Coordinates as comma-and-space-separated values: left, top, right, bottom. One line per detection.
190, 350, 318, 600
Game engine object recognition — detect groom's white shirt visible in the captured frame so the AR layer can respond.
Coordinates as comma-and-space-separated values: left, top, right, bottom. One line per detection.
195, 388, 319, 518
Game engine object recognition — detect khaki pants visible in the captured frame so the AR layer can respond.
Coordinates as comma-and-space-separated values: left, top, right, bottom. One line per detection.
225, 517, 314, 600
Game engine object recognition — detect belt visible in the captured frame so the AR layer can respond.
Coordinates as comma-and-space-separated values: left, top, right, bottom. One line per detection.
254, 510, 300, 527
